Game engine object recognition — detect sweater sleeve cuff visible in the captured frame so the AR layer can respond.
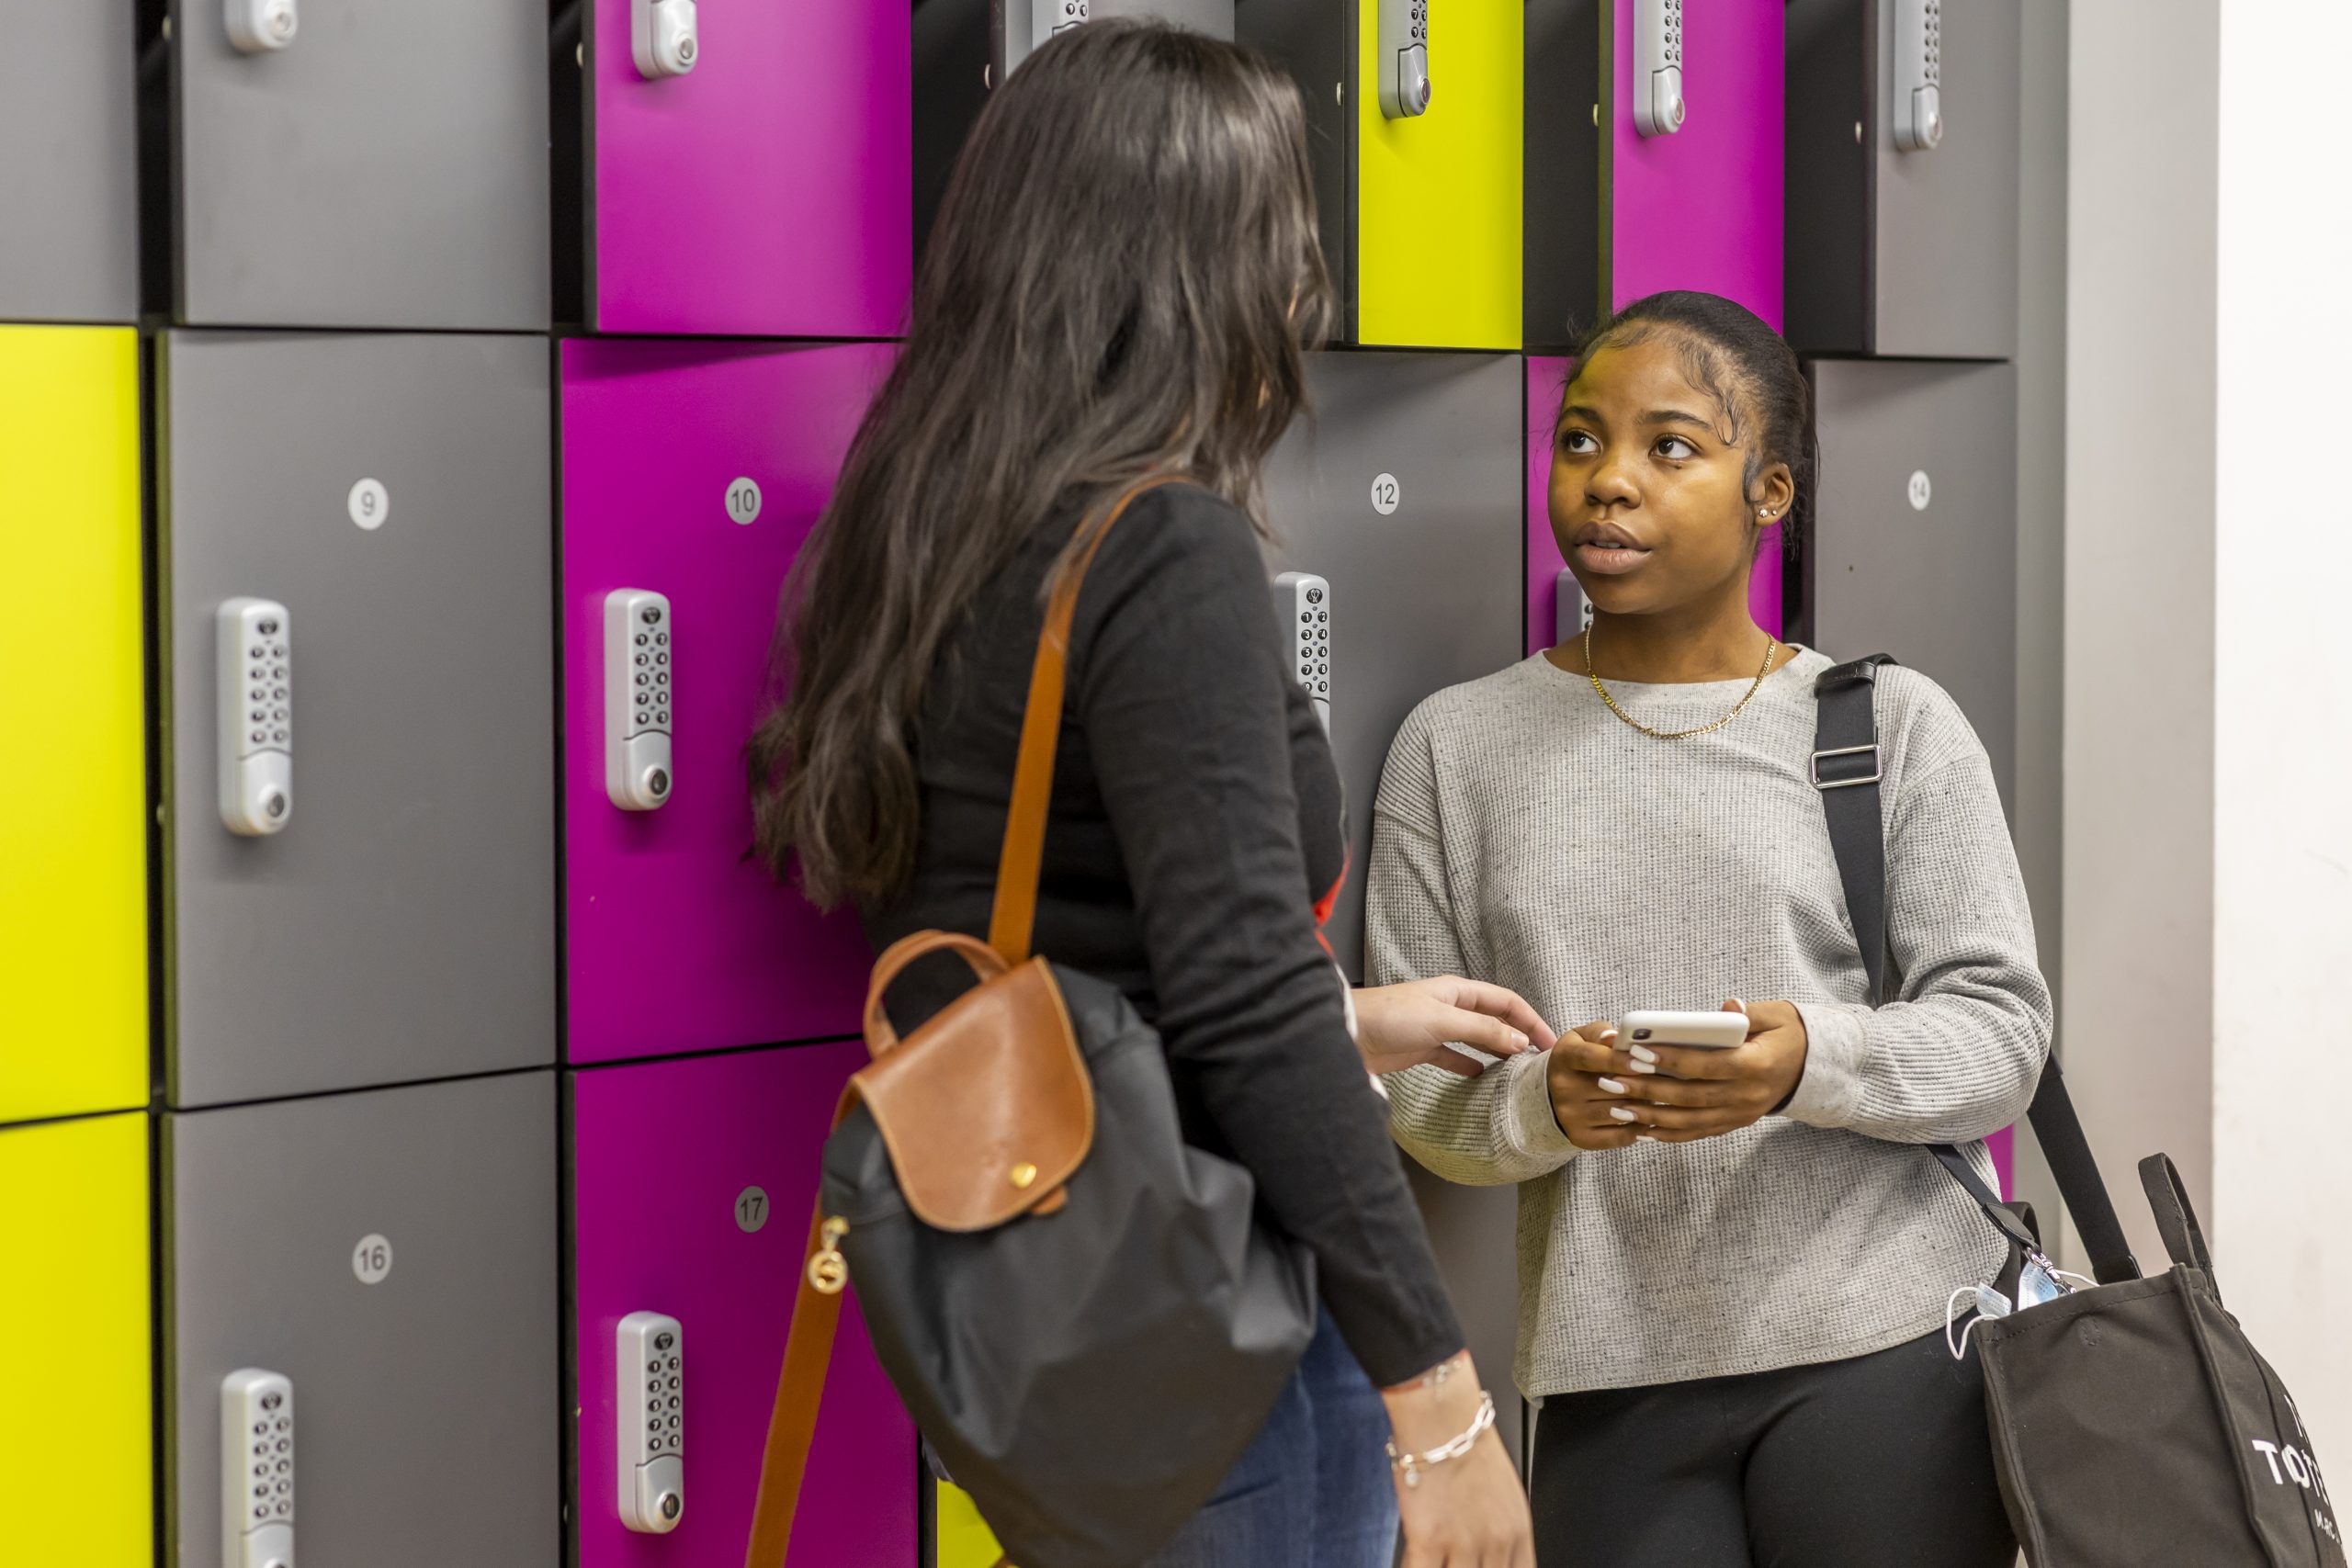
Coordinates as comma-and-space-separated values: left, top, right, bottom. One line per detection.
1508, 1050, 1580, 1161
1784, 1002, 1871, 1128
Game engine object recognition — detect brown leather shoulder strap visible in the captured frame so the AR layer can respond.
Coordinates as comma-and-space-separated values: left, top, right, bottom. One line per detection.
743, 1089, 858, 1568
986, 474, 1187, 963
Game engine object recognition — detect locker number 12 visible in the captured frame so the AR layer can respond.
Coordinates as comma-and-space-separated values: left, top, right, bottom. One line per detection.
1370, 473, 1401, 516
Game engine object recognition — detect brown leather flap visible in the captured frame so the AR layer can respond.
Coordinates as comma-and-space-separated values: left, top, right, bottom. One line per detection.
854, 954, 1093, 1233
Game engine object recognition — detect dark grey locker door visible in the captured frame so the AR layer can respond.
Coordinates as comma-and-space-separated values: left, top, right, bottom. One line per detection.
1262, 351, 1527, 1468
1806, 358, 2018, 809
163, 332, 555, 1107
166, 1072, 559, 1568
1872, 0, 2019, 357
1263, 350, 1524, 974
0, 0, 138, 321
1522, 0, 1603, 351
1235, 0, 1352, 332
1784, 0, 2020, 357
170, 0, 548, 329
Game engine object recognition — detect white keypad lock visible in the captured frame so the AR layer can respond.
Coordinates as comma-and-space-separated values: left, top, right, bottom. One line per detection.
226, 0, 297, 53
1030, 0, 1091, 60
619, 1313, 684, 1532
633, 0, 698, 78
218, 599, 292, 836
1272, 572, 1332, 736
605, 590, 673, 811
1894, 0, 1944, 151
1555, 568, 1594, 646
1376, 0, 1430, 118
1634, 0, 1685, 137
222, 1370, 294, 1568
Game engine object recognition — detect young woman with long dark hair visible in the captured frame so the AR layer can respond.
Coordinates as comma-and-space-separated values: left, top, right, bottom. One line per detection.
751, 22, 1536, 1567
1374, 291, 2044, 1565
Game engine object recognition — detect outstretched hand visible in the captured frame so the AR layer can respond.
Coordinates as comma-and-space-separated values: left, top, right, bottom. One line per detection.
1353, 976, 1559, 1077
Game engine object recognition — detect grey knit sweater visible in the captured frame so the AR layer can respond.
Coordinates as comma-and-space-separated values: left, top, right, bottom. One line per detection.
1370, 648, 2051, 1398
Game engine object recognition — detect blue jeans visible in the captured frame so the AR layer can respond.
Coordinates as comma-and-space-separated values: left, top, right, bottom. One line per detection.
1147, 1309, 1399, 1568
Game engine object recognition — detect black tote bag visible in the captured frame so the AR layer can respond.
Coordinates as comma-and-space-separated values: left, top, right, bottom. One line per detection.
1814, 655, 2344, 1568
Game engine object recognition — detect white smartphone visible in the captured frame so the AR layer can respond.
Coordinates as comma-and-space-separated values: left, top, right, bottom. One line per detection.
1620, 1010, 1748, 1050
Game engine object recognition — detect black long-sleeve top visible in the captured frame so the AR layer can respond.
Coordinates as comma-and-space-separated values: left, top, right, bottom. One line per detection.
862, 480, 1465, 1388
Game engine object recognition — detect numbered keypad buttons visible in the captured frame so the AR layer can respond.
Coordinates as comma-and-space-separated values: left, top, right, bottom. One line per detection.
605, 591, 674, 811
221, 1370, 296, 1568
1272, 572, 1333, 736
617, 1313, 684, 1533
218, 599, 294, 836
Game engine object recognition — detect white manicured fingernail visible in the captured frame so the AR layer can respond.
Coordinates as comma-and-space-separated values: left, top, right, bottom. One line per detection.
1625, 1059, 1658, 1075
1598, 1077, 1628, 1095
1636, 1134, 1657, 1143
1600, 1027, 1619, 1042
1730, 998, 1748, 1015
1609, 1107, 1639, 1122
1628, 1043, 1658, 1064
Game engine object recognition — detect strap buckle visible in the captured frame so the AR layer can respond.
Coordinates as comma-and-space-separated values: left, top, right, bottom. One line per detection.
1811, 743, 1883, 790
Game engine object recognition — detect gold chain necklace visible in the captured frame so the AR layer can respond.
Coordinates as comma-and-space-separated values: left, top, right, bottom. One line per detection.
1584, 623, 1781, 740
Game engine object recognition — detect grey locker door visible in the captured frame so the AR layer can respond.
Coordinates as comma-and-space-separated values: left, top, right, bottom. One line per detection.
1806, 358, 2018, 810
1785, 0, 2021, 357
163, 332, 556, 1107
166, 1072, 559, 1568
171, 0, 548, 329
1261, 351, 1527, 1468
1872, 0, 2020, 356
1263, 350, 1525, 974
0, 0, 138, 321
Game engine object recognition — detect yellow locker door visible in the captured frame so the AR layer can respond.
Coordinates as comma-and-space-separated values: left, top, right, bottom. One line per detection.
0, 1111, 153, 1565
1355, 0, 1522, 348
0, 325, 147, 1123
934, 1477, 1011, 1568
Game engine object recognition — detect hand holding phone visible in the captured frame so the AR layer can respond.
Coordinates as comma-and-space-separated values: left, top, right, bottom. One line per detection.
1548, 1000, 1810, 1149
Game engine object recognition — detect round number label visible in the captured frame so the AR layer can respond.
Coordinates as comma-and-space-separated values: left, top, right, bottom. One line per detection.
352, 1233, 394, 1285
1369, 472, 1401, 516
726, 477, 763, 525
1907, 470, 1933, 513
348, 478, 390, 531
734, 1186, 771, 1234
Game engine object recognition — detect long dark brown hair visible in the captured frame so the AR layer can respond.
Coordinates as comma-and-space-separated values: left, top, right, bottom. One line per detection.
749, 19, 1330, 908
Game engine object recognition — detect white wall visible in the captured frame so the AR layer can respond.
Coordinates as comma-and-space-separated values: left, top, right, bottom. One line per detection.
2062, 0, 2217, 1270
2067, 0, 2352, 1457
2211, 0, 2352, 1459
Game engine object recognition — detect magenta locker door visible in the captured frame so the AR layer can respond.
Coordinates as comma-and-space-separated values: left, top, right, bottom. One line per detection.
582, 0, 910, 337
571, 1041, 917, 1568
1525, 355, 1781, 651
562, 339, 890, 1063
1606, 0, 1782, 326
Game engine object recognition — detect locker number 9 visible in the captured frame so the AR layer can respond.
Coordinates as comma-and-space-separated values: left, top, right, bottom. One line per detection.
726, 477, 763, 525
348, 478, 390, 531
1369, 472, 1401, 516
352, 1233, 394, 1285
735, 1186, 770, 1233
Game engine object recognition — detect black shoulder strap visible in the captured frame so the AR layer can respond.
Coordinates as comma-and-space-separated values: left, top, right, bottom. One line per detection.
1812, 658, 2143, 1286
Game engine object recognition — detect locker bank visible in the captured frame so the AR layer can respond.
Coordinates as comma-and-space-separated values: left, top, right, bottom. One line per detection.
9, 1, 2249, 1564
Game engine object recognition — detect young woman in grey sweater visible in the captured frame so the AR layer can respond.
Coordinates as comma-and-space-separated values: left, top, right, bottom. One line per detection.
1371, 291, 2042, 1566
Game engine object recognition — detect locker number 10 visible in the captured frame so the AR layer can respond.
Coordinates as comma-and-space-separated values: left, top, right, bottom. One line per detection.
726, 477, 763, 525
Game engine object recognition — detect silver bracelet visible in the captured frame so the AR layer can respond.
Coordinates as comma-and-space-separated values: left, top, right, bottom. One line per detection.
1385, 1391, 1498, 1488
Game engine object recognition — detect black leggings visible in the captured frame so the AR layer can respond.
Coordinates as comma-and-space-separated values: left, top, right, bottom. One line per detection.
1530, 1327, 2017, 1568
